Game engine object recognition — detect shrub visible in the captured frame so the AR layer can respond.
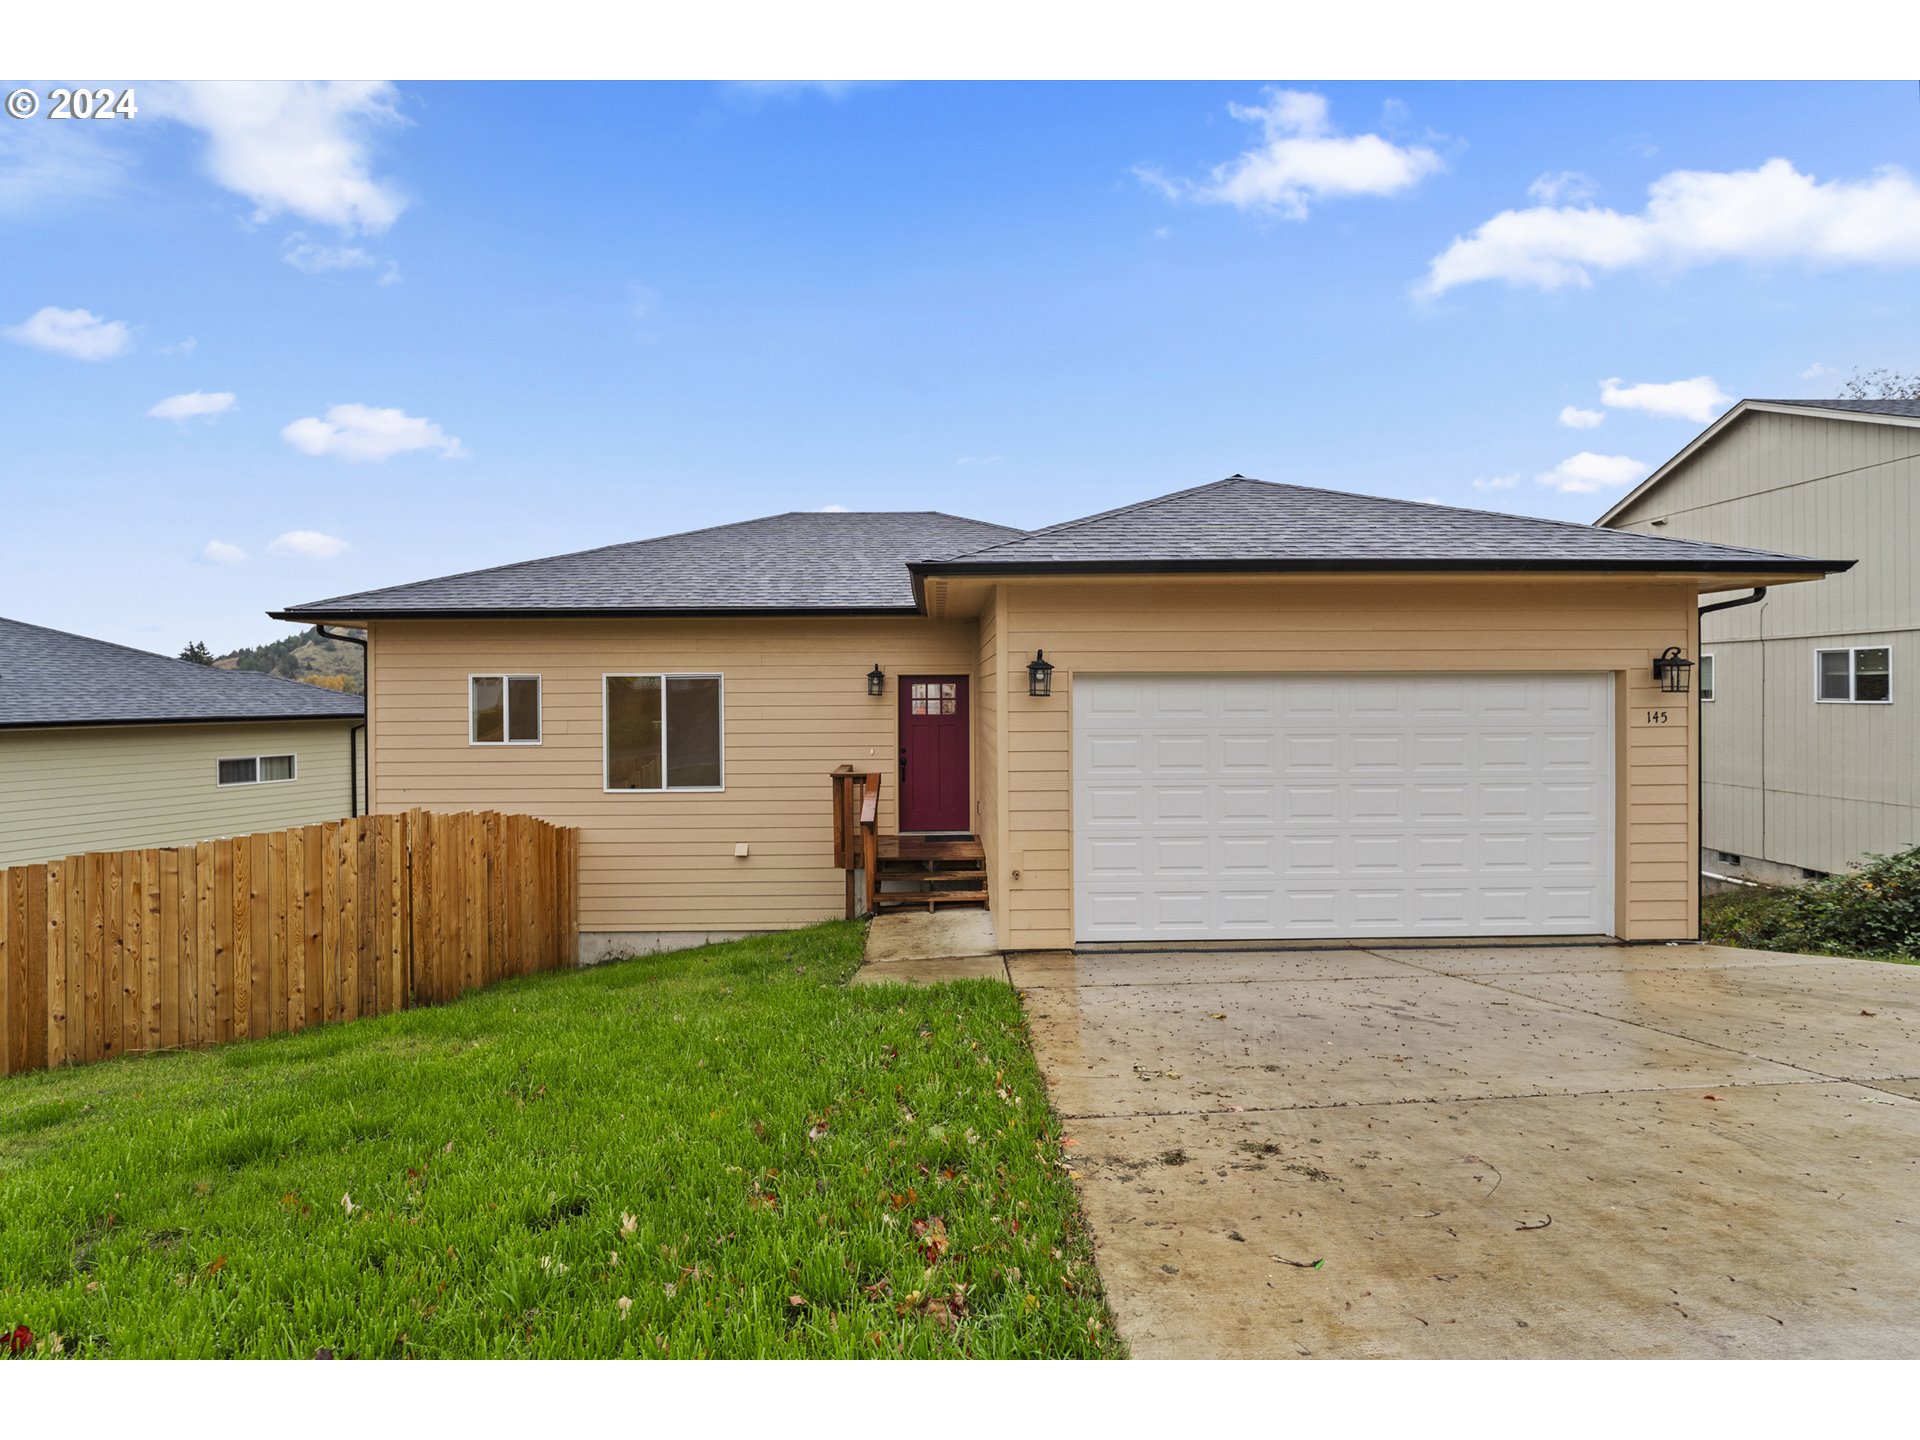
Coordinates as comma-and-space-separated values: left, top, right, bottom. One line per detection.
1702, 844, 1920, 959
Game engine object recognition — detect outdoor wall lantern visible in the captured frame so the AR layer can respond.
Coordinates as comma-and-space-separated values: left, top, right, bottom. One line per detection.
867, 663, 886, 697
1027, 650, 1055, 698
1653, 646, 1694, 694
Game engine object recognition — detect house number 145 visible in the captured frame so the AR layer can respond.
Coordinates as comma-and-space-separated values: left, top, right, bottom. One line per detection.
1644, 709, 1670, 724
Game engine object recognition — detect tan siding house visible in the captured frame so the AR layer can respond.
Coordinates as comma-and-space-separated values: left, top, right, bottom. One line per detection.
0, 617, 366, 867
1601, 400, 1918, 881
279, 480, 1842, 956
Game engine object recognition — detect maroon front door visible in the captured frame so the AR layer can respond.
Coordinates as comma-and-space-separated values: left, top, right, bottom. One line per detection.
899, 675, 970, 833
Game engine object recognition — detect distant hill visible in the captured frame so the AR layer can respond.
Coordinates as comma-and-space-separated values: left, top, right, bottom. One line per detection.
215, 627, 366, 694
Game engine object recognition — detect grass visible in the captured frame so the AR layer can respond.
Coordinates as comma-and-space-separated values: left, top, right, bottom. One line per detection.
0, 922, 1120, 1358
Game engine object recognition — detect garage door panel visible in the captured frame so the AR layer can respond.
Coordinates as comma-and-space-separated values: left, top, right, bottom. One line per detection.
1074, 673, 1613, 942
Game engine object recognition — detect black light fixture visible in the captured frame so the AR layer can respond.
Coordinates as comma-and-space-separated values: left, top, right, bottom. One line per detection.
1027, 650, 1054, 698
1653, 646, 1694, 694
866, 662, 886, 697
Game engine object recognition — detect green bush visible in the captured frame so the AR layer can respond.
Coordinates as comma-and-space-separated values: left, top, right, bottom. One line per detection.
1703, 844, 1920, 960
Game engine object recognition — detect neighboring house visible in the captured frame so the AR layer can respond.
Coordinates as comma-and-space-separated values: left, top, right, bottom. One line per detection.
0, 617, 367, 866
273, 478, 1843, 957
1599, 399, 1918, 885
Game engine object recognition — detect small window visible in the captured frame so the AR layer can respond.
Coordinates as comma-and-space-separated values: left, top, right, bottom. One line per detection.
217, 757, 258, 786
605, 674, 723, 791
471, 674, 542, 743
1698, 653, 1715, 702
217, 754, 296, 787
1815, 647, 1893, 704
1717, 851, 1741, 866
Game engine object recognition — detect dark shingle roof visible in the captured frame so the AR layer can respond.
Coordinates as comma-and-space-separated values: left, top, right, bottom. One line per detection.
916, 477, 1846, 575
275, 511, 1026, 620
1750, 397, 1920, 420
0, 617, 365, 729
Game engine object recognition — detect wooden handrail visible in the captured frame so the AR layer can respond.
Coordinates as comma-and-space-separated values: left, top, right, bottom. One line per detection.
828, 767, 883, 918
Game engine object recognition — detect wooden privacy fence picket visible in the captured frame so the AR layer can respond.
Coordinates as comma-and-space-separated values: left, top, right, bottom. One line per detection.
0, 810, 578, 1077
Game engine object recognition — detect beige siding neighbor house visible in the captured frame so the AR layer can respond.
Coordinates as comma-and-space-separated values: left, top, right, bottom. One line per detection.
0, 617, 366, 866
276, 478, 1844, 956
1600, 399, 1918, 883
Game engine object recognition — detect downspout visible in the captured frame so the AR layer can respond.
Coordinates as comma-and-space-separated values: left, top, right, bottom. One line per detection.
318, 625, 370, 818
1693, 588, 1767, 937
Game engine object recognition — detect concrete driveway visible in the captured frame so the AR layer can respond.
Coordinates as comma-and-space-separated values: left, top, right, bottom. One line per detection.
1011, 943, 1920, 1359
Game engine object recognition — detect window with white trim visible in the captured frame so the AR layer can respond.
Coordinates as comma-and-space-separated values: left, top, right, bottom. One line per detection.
217, 754, 297, 787
1815, 647, 1891, 704
1698, 653, 1715, 702
605, 674, 723, 790
471, 674, 542, 743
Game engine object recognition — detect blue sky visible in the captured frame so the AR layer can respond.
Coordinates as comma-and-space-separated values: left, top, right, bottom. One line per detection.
3, 80, 1917, 653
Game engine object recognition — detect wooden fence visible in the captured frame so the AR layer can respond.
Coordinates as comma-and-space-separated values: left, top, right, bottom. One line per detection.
0, 810, 578, 1077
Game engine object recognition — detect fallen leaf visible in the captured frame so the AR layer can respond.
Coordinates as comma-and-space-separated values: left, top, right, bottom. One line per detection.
205, 1255, 227, 1275
340, 1192, 356, 1216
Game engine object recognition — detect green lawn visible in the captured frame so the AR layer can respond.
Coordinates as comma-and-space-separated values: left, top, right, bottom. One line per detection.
0, 922, 1119, 1358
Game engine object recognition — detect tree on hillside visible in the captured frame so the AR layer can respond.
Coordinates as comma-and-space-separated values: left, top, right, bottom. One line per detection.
178, 640, 215, 665
1839, 368, 1920, 401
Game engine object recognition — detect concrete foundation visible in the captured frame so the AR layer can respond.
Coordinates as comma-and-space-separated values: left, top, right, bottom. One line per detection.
577, 929, 773, 966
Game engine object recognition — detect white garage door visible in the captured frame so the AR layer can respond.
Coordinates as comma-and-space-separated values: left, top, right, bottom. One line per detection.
1073, 674, 1613, 942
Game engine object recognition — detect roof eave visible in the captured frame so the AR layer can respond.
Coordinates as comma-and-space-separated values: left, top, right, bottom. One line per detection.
268, 604, 929, 623
909, 556, 1852, 579
0, 710, 364, 732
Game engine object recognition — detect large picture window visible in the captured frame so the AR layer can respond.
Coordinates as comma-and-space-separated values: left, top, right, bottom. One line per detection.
605, 674, 724, 790
471, 674, 542, 743
1815, 647, 1892, 704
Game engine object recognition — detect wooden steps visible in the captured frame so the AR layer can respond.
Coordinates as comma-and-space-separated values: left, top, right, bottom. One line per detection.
872, 834, 989, 913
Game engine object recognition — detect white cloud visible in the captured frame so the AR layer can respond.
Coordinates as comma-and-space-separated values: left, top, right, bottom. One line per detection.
159, 336, 198, 357
819, 504, 851, 513
1139, 88, 1442, 220
1423, 158, 1920, 296
1801, 361, 1834, 381
282, 234, 400, 284
268, 530, 350, 559
1470, 473, 1519, 490
720, 82, 870, 105
1558, 405, 1606, 428
0, 121, 130, 215
1599, 375, 1731, 423
1535, 451, 1651, 495
149, 390, 237, 421
1528, 170, 1596, 205
4, 305, 132, 360
147, 81, 408, 233
201, 540, 246, 565
281, 403, 466, 462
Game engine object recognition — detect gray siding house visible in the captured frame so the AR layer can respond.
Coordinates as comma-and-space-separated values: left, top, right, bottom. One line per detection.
0, 617, 367, 866
1600, 399, 1917, 882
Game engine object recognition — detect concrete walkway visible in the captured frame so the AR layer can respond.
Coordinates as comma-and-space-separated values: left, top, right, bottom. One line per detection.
1013, 943, 1920, 1358
850, 909, 1008, 986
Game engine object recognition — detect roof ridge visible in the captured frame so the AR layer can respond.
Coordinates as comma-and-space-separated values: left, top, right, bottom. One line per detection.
287, 509, 1019, 613
940, 476, 1251, 561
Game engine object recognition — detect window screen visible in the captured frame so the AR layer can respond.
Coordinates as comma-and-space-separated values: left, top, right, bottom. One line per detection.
1698, 654, 1715, 702
666, 677, 723, 788
259, 754, 296, 782
1817, 650, 1851, 701
217, 757, 258, 786
508, 676, 542, 741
